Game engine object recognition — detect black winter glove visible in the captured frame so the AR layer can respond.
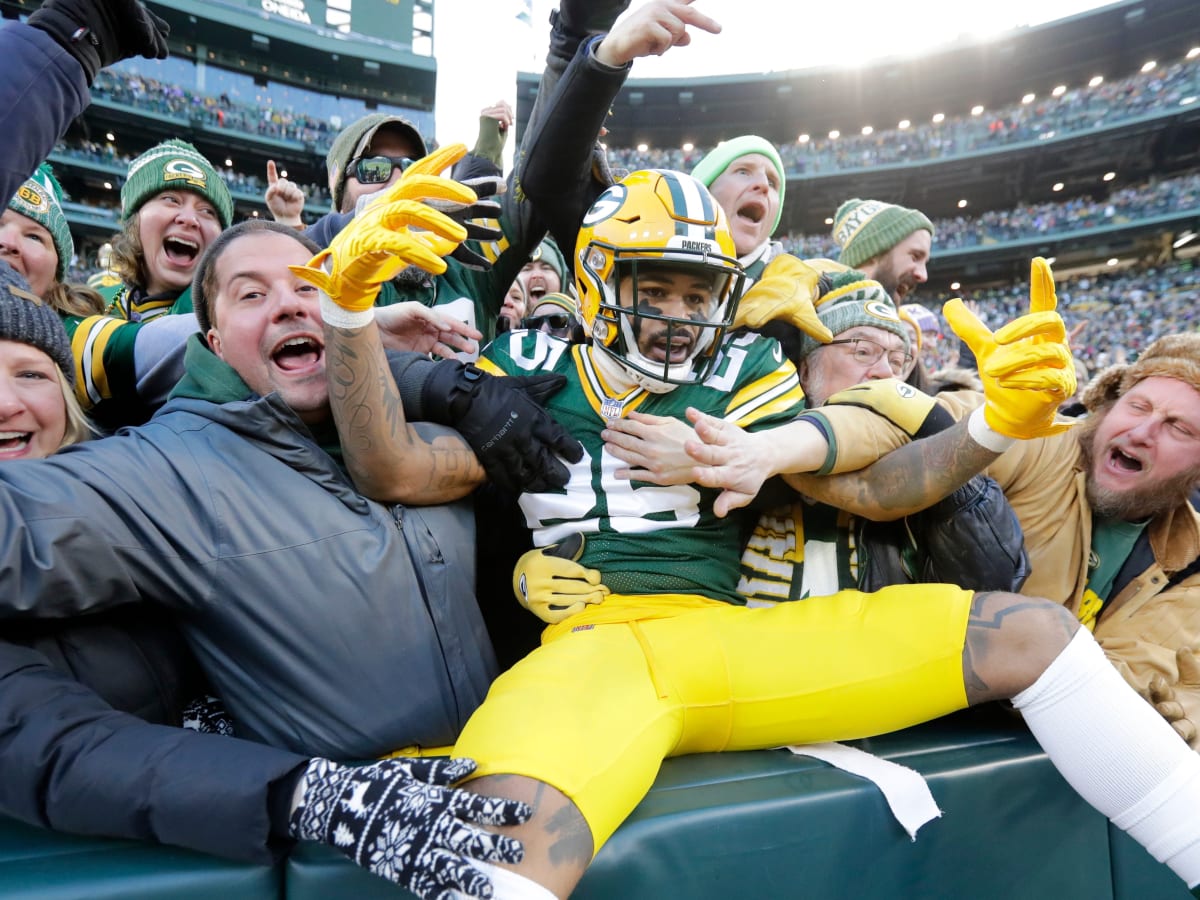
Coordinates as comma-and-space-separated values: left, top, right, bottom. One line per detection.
29, 0, 170, 85
424, 176, 506, 270
419, 362, 581, 495
289, 757, 529, 899
548, 0, 633, 62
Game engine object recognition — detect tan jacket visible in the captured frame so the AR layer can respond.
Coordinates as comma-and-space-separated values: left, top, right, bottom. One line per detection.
814, 392, 1200, 726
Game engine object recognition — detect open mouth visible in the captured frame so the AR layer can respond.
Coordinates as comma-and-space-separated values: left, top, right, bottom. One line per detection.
0, 431, 31, 454
1107, 446, 1143, 473
527, 281, 548, 302
649, 334, 694, 364
736, 201, 765, 224
163, 236, 200, 266
271, 335, 323, 372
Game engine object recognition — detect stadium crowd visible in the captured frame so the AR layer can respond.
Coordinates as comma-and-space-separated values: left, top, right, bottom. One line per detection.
3, 2, 1200, 900
605, 50, 1200, 175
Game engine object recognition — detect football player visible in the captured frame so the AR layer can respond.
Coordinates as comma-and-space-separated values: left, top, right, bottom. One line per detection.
311, 169, 1200, 900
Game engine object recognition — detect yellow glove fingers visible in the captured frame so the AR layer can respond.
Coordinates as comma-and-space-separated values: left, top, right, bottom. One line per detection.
539, 553, 604, 587
1028, 257, 1058, 315
792, 309, 833, 343
991, 310, 1067, 346
364, 199, 467, 243
406, 143, 468, 179
359, 236, 449, 276
388, 173, 478, 206
987, 368, 1076, 394
288, 263, 333, 295
982, 343, 1073, 381
942, 298, 992, 352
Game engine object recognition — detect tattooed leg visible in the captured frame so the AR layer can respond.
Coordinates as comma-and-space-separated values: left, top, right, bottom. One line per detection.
461, 774, 592, 899
962, 590, 1080, 705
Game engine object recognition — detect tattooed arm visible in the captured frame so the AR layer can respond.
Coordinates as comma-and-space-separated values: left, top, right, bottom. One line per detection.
325, 319, 486, 505
788, 415, 1003, 522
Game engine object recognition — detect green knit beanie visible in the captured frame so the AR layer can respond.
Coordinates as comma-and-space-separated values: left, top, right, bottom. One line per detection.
832, 198, 934, 269
798, 270, 909, 360
8, 164, 73, 282
690, 135, 786, 234
121, 140, 233, 227
529, 237, 567, 286
326, 113, 428, 211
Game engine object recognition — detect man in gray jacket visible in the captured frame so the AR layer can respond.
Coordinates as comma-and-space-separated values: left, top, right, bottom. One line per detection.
0, 217, 585, 899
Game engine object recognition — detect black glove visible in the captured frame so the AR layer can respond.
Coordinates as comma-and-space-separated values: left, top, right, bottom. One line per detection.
548, 0, 633, 62
29, 0, 170, 85
289, 757, 529, 899
420, 362, 581, 495
425, 176, 505, 270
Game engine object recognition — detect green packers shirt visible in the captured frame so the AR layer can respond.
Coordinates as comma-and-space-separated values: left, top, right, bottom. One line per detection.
479, 330, 805, 604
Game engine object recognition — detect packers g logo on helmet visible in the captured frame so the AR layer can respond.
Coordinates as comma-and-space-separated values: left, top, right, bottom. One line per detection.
574, 170, 745, 391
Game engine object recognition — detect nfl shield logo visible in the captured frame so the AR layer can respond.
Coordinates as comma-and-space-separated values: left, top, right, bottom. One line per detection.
601, 397, 623, 421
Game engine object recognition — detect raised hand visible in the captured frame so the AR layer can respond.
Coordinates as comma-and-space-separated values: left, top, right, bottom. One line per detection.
943, 257, 1075, 441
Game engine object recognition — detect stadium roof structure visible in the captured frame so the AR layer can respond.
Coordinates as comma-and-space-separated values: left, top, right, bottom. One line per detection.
516, 0, 1199, 152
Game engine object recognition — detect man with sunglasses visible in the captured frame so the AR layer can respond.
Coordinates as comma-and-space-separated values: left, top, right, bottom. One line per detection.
326, 113, 427, 215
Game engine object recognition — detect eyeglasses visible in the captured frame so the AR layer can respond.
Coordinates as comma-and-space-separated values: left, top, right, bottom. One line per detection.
349, 155, 416, 185
826, 338, 912, 377
521, 313, 574, 334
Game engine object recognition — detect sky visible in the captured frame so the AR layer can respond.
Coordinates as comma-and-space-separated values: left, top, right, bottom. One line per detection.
431, 0, 1116, 162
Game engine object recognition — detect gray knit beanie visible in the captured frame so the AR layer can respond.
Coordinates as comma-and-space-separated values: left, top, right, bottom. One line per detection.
798, 270, 909, 360
0, 260, 74, 385
832, 198, 934, 269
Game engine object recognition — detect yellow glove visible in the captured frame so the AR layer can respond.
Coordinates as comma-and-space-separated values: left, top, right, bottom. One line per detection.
733, 253, 833, 343
289, 144, 474, 312
512, 534, 609, 625
1148, 648, 1200, 749
942, 257, 1075, 440
822, 379, 943, 438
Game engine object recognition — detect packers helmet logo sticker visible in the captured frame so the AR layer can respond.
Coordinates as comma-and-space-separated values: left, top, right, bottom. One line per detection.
15, 184, 48, 211
865, 299, 901, 322
163, 159, 208, 188
582, 185, 626, 227
894, 382, 917, 399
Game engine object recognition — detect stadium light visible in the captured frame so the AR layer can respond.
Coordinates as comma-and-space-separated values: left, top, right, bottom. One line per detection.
798, 133, 810, 143
828, 130, 840, 140
1182, 96, 1198, 106
1021, 93, 1035, 104
1052, 85, 1066, 97
1103, 171, 1116, 182
102, 182, 112, 190
1106, 258, 1119, 266
279, 170, 288, 179
1189, 48, 1200, 60
252, 210, 259, 218
682, 142, 694, 152
950, 282, 961, 291
1174, 232, 1197, 249
224, 158, 233, 167
931, 113, 945, 124
105, 132, 115, 142
1088, 75, 1104, 87
1140, 60, 1156, 73
861, 126, 874, 136
970, 105, 984, 116
637, 143, 648, 153
824, 217, 834, 225
1052, 182, 1064, 192
898, 119, 911, 130
957, 199, 968, 209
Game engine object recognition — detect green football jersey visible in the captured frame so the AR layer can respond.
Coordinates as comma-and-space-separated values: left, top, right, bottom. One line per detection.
481, 330, 805, 603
